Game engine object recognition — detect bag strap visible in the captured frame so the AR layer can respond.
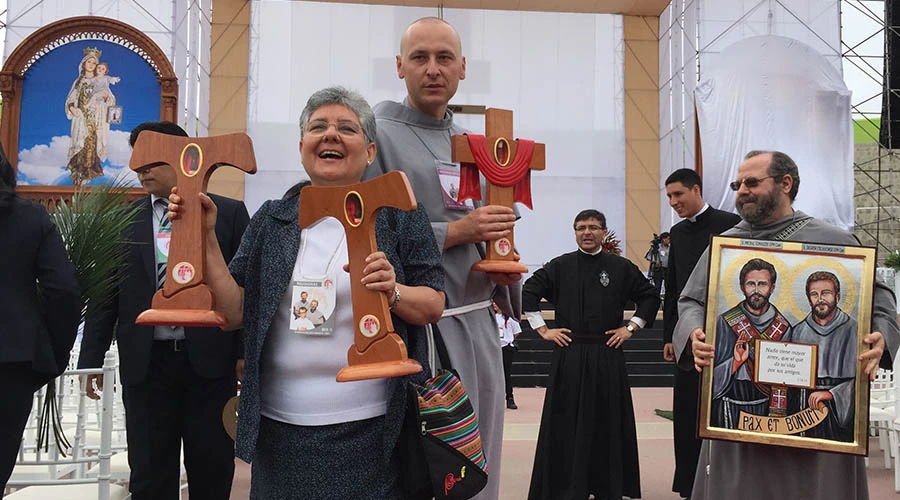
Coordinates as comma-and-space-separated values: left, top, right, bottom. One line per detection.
426, 322, 453, 374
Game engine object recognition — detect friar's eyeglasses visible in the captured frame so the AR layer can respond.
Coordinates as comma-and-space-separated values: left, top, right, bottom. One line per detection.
729, 175, 775, 191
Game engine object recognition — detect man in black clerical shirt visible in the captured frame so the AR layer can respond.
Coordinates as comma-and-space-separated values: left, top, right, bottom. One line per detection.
662, 168, 740, 499
523, 209, 659, 500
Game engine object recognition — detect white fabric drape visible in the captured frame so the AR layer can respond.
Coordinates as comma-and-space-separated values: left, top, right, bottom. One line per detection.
695, 35, 853, 230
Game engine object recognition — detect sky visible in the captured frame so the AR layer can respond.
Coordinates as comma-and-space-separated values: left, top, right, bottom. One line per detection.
839, 0, 887, 119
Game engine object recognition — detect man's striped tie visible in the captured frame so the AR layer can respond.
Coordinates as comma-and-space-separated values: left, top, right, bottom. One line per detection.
156, 198, 171, 289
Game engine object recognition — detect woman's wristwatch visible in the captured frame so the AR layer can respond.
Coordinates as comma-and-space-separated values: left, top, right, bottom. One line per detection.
388, 285, 401, 310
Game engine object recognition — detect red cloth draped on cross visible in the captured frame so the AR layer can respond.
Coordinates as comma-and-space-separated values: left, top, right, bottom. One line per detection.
456, 134, 536, 209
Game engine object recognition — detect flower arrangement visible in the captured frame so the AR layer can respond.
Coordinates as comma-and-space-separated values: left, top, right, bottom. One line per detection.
601, 229, 622, 255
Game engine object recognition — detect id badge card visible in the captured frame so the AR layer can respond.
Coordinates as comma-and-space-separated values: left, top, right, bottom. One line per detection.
156, 230, 171, 265
290, 277, 336, 336
436, 159, 474, 211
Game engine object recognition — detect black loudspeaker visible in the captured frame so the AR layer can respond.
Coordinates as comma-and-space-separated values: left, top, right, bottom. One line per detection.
881, 0, 900, 148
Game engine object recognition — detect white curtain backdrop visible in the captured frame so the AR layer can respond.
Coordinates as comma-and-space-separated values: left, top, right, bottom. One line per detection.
658, 0, 843, 232
695, 35, 852, 230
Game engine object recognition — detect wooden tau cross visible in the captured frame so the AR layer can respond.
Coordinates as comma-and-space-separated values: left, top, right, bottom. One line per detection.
130, 131, 258, 327
298, 171, 423, 382
451, 108, 545, 273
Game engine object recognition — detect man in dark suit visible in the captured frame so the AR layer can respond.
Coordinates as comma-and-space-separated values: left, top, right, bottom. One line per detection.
662, 168, 740, 499
79, 121, 249, 500
0, 145, 81, 487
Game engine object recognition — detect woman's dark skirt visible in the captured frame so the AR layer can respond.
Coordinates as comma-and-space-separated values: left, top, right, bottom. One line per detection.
251, 414, 402, 500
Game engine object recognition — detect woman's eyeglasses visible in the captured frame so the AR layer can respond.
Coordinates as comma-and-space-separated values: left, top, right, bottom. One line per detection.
304, 120, 362, 137
729, 175, 775, 191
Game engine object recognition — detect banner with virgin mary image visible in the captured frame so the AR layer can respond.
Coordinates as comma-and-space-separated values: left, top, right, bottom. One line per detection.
17, 39, 161, 187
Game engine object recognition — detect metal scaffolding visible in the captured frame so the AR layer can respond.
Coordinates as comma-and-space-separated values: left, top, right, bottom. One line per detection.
843, 0, 900, 261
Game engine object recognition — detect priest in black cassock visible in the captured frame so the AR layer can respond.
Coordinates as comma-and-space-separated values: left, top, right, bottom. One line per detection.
524, 209, 660, 500
662, 169, 740, 499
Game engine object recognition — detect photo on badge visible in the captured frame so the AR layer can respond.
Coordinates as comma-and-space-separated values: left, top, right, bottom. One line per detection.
436, 159, 474, 211
290, 279, 336, 336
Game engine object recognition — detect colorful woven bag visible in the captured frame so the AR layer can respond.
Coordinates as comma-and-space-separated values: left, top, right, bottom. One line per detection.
411, 368, 488, 499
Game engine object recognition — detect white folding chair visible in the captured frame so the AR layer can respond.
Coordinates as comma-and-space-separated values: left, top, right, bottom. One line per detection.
82, 342, 128, 455
868, 367, 895, 469
5, 350, 129, 500
886, 361, 900, 491
10, 369, 81, 484
81, 341, 187, 489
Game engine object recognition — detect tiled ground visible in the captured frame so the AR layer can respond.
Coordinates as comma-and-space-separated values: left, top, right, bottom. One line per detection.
223, 387, 897, 500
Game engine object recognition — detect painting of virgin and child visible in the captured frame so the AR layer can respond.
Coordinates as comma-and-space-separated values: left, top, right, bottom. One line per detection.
16, 40, 162, 187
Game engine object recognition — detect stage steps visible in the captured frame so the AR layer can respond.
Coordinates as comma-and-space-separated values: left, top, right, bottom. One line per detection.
511, 309, 674, 388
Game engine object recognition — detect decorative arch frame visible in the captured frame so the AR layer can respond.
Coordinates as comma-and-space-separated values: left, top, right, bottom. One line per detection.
0, 16, 178, 202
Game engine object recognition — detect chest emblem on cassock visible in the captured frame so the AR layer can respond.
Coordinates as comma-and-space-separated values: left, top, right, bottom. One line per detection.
599, 270, 610, 287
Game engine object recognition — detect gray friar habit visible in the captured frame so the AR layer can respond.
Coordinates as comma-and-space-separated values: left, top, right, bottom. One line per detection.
674, 210, 900, 500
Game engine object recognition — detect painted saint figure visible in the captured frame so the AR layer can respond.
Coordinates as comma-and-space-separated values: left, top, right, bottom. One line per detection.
345, 193, 362, 226
712, 258, 792, 428
87, 61, 120, 163
181, 145, 200, 176
790, 271, 858, 442
65, 47, 105, 185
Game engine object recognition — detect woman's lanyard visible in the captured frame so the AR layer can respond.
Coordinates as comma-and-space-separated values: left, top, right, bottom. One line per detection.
296, 223, 346, 278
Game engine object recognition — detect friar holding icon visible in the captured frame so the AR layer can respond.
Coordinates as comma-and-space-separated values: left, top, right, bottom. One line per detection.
674, 150, 899, 500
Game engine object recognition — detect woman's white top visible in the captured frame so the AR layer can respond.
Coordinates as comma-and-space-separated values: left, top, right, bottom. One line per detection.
259, 217, 388, 426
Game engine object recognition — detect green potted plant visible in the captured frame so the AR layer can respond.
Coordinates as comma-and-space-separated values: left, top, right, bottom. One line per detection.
884, 251, 900, 273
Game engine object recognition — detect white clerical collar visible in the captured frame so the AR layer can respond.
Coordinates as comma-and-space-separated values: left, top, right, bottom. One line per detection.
578, 247, 603, 256
688, 203, 711, 223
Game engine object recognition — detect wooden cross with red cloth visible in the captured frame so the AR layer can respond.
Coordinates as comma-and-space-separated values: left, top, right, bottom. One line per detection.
451, 108, 545, 273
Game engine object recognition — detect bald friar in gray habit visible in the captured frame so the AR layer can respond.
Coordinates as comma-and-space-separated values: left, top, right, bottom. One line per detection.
674, 150, 899, 500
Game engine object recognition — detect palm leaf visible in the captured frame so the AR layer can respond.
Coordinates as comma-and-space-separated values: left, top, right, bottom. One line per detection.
38, 179, 140, 455
49, 180, 141, 322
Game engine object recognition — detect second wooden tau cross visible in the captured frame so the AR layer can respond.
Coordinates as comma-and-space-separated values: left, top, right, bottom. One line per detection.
452, 108, 545, 273
131, 131, 257, 327
298, 171, 423, 382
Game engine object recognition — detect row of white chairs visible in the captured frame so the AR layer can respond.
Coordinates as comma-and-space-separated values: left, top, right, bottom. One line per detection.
4, 339, 192, 499
4, 349, 129, 500
867, 348, 900, 494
